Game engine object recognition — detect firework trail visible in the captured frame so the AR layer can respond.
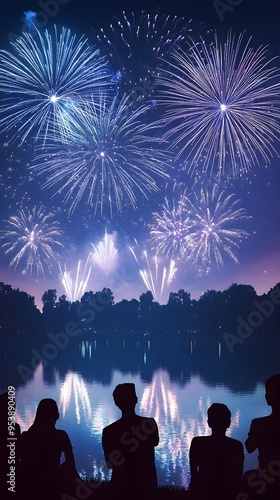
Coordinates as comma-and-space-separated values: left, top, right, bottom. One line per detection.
0, 205, 63, 275
0, 25, 109, 144
129, 245, 177, 301
90, 230, 118, 275
158, 31, 280, 176
59, 260, 92, 302
32, 93, 171, 216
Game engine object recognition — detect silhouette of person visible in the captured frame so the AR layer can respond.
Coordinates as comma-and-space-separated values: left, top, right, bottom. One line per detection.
0, 392, 21, 500
244, 374, 280, 499
18, 398, 76, 500
189, 403, 244, 500
102, 383, 159, 499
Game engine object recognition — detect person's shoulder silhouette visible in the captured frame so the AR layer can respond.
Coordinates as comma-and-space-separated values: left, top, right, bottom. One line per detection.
20, 398, 73, 468
19, 398, 75, 500
242, 375, 280, 500
245, 374, 280, 468
102, 383, 159, 498
190, 403, 244, 500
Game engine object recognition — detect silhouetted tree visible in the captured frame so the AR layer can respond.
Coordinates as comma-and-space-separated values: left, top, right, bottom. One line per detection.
114, 299, 140, 332
194, 289, 225, 333
0, 282, 41, 336
2, 279, 280, 339
53, 295, 71, 329
42, 289, 57, 314
42, 289, 57, 330
139, 291, 161, 332
164, 289, 193, 332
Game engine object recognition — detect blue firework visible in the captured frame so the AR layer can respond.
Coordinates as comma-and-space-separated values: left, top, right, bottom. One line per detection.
0, 25, 109, 144
32, 93, 171, 216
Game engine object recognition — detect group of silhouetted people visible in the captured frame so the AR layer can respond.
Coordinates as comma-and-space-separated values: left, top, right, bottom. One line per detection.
1, 374, 280, 500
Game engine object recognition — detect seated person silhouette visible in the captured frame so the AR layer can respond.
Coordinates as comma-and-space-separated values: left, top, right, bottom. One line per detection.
102, 383, 159, 499
0, 392, 21, 499
189, 403, 244, 500
19, 398, 76, 500
244, 374, 280, 499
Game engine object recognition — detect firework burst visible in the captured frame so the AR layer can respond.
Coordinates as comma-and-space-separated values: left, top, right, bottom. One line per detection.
150, 196, 194, 260
0, 25, 109, 144
0, 205, 63, 275
158, 31, 280, 176
33, 93, 171, 216
184, 185, 252, 272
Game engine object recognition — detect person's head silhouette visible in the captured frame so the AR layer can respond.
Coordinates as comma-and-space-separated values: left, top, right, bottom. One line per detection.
32, 398, 59, 427
207, 403, 231, 435
113, 383, 138, 414
265, 374, 280, 411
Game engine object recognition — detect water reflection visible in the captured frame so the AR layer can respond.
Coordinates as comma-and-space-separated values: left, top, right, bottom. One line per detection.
60, 372, 91, 425
140, 371, 240, 487
4, 336, 277, 487
14, 362, 257, 487
141, 372, 189, 486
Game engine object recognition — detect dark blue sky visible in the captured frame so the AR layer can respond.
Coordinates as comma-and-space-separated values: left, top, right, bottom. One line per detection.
0, 0, 279, 308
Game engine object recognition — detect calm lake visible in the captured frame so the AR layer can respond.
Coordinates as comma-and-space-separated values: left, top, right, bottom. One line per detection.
1, 334, 280, 488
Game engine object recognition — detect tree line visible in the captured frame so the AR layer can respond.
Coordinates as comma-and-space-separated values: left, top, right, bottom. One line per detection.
1, 281, 279, 337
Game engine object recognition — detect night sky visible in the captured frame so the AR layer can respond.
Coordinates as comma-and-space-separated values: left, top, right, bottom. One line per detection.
0, 0, 279, 309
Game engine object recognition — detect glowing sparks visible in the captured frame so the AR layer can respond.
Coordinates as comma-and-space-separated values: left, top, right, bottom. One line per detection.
0, 26, 109, 144
60, 259, 92, 302
32, 93, 170, 216
0, 205, 63, 275
129, 246, 177, 301
96, 11, 191, 97
149, 185, 251, 272
158, 31, 280, 176
183, 185, 252, 271
150, 196, 194, 260
90, 231, 118, 275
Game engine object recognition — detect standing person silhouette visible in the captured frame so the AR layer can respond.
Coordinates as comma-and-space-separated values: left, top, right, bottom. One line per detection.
19, 398, 76, 500
244, 374, 280, 499
102, 383, 159, 499
189, 403, 244, 500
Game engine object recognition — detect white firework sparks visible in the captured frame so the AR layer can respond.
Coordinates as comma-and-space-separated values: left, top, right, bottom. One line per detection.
90, 230, 118, 275
184, 185, 252, 271
129, 246, 177, 301
0, 25, 109, 143
32, 93, 171, 216
158, 31, 280, 176
150, 196, 194, 260
0, 205, 63, 275
59, 259, 92, 302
